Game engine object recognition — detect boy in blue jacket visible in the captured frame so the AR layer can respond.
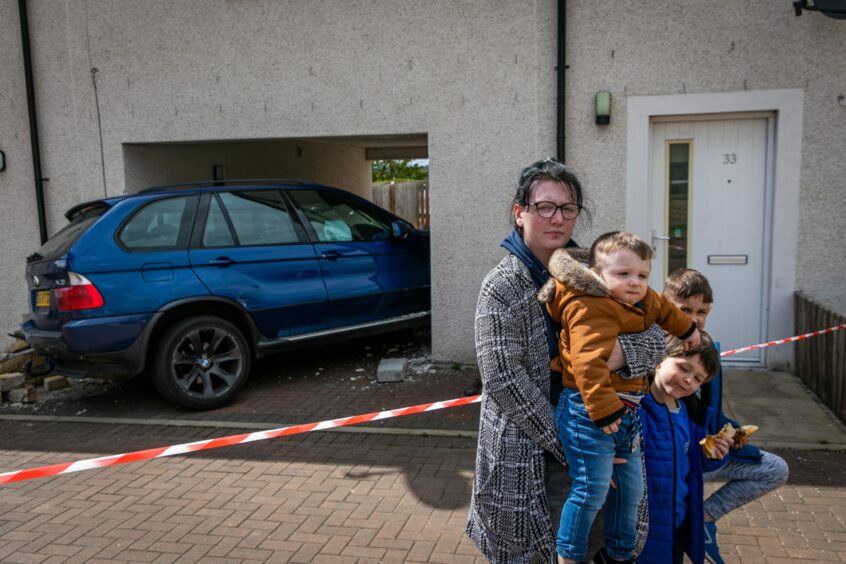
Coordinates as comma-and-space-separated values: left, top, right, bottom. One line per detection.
638, 334, 730, 564
662, 269, 789, 563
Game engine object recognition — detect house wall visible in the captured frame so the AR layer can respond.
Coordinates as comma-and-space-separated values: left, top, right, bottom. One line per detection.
0, 5, 43, 337
2, 0, 842, 363
564, 1, 846, 360
0, 0, 559, 361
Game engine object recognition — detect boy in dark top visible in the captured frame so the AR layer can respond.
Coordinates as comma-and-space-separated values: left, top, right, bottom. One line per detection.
638, 334, 730, 564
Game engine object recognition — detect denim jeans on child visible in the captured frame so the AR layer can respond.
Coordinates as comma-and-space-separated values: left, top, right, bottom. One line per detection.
555, 388, 644, 561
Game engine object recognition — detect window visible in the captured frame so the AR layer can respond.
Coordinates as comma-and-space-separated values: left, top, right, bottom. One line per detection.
202, 190, 304, 247
666, 142, 691, 275
119, 196, 193, 250
38, 206, 108, 260
202, 197, 236, 247
289, 190, 391, 242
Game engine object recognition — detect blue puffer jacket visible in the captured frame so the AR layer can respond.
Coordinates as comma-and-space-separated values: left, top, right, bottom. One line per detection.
700, 347, 762, 464
638, 394, 727, 563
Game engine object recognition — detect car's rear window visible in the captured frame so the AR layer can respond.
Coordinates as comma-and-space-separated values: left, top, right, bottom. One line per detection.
36, 206, 108, 261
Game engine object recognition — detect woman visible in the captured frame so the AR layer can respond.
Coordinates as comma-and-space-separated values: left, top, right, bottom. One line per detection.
466, 158, 659, 563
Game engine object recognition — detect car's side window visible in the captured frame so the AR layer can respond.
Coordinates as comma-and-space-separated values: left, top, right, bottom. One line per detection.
210, 190, 305, 247
289, 190, 391, 242
202, 196, 236, 247
119, 196, 193, 250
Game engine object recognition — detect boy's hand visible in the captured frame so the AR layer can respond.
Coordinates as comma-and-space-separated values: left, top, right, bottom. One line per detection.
707, 437, 732, 460
683, 327, 701, 350
601, 419, 621, 434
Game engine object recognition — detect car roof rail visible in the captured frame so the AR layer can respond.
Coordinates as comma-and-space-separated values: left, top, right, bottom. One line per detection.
137, 179, 315, 194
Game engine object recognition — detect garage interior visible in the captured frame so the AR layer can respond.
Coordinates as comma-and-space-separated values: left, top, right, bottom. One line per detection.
121, 134, 428, 205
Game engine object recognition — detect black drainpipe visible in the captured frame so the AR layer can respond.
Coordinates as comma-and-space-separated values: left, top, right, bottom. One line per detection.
19, 0, 49, 245
556, 0, 567, 163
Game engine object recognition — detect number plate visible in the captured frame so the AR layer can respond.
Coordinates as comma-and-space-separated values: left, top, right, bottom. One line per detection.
35, 290, 50, 308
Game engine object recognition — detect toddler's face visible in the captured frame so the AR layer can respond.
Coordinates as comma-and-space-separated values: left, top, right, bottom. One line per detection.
594, 249, 650, 305
668, 294, 712, 331
654, 356, 709, 400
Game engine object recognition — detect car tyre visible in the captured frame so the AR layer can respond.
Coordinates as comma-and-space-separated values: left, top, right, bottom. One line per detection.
153, 316, 251, 410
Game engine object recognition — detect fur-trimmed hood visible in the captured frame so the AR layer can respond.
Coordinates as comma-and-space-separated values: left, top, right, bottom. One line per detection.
538, 247, 607, 303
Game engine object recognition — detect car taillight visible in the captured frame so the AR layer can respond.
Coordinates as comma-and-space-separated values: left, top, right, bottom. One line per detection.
55, 273, 104, 311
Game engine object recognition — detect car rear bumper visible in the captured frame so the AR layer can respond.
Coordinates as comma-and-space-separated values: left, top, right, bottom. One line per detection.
22, 313, 158, 379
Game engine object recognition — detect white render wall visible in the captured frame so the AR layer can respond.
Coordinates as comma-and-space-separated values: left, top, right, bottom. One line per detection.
0, 0, 560, 360
0, 3, 42, 338
2, 0, 842, 362
564, 0, 846, 321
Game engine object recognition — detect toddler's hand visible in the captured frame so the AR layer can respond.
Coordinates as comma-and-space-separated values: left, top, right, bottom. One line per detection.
601, 419, 621, 435
683, 328, 701, 350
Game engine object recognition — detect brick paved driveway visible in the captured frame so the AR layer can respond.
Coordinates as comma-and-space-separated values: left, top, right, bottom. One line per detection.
2, 331, 846, 562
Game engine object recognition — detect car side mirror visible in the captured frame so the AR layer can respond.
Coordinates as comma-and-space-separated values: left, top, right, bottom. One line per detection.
391, 220, 410, 239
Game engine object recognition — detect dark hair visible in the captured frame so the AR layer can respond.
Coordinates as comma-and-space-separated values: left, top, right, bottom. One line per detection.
663, 268, 713, 303
511, 157, 591, 229
664, 331, 720, 382
589, 231, 653, 269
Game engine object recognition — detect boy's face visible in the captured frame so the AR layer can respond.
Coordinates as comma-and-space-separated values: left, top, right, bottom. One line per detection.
594, 249, 650, 305
654, 356, 710, 400
668, 294, 712, 331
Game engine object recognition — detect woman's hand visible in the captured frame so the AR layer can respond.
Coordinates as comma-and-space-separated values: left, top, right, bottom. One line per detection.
601, 419, 621, 435
608, 340, 626, 371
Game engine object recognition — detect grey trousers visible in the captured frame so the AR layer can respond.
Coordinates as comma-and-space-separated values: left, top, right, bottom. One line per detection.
702, 450, 789, 521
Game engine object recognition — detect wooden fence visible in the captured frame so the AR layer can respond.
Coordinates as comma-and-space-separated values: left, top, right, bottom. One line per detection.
795, 292, 846, 424
372, 181, 429, 230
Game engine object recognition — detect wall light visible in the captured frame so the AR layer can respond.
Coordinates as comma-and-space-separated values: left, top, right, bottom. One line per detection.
595, 91, 611, 125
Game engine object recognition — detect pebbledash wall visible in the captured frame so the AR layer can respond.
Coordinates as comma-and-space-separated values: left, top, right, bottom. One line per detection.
0, 0, 843, 367
562, 1, 845, 368
0, 0, 560, 362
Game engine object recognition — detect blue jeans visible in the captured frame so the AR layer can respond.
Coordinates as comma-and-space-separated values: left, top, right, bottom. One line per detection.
555, 388, 644, 561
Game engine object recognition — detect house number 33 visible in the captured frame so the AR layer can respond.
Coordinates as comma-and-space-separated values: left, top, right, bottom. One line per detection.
723, 153, 737, 164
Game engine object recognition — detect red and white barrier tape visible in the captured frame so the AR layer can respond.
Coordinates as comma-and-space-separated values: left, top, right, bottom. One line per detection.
1, 324, 844, 485
0, 395, 481, 485
719, 324, 846, 357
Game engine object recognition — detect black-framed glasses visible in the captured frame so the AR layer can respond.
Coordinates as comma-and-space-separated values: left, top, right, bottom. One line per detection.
527, 201, 582, 220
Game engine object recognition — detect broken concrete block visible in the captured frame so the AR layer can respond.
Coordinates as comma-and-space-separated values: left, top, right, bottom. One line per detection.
43, 375, 70, 391
8, 386, 36, 403
9, 340, 30, 353
377, 358, 408, 383
0, 372, 25, 392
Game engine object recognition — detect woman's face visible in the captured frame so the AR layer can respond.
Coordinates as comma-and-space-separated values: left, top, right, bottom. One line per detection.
514, 180, 577, 265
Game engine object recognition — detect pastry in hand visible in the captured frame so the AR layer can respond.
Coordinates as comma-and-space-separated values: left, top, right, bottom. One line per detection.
700, 423, 758, 458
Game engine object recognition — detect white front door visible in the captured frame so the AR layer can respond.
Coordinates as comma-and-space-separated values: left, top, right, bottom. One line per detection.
648, 117, 772, 364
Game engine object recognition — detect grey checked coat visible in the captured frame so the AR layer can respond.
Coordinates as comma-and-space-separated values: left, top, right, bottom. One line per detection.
466, 255, 566, 563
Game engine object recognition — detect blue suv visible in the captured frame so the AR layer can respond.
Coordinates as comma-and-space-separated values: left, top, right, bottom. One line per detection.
23, 181, 430, 409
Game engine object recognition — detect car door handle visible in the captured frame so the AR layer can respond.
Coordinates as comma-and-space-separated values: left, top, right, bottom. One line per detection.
320, 251, 342, 261
208, 257, 235, 267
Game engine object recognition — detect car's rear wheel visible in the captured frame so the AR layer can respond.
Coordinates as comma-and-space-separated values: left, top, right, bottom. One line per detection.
153, 316, 251, 410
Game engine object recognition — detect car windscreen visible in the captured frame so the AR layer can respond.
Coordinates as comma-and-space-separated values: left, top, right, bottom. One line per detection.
35, 206, 108, 261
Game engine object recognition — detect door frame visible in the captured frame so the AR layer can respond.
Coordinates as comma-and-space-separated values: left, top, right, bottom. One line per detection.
625, 89, 804, 370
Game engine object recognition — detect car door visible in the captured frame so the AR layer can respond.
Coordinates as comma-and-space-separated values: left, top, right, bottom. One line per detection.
286, 188, 430, 329
189, 189, 328, 338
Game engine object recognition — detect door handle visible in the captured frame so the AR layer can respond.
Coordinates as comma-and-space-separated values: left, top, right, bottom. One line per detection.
320, 250, 342, 261
651, 229, 670, 250
208, 257, 235, 267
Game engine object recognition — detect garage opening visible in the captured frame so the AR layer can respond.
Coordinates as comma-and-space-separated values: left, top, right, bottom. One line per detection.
122, 133, 428, 208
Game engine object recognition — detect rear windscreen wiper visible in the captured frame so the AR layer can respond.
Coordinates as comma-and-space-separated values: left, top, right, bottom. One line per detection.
26, 252, 43, 263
